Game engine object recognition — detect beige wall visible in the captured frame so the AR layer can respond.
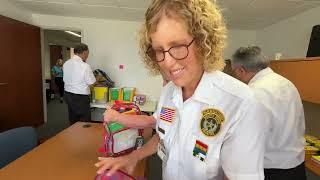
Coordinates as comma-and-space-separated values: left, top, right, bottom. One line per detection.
256, 6, 320, 59
225, 30, 257, 59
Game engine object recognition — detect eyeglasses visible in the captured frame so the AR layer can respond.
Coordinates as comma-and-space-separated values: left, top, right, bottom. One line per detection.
146, 38, 195, 62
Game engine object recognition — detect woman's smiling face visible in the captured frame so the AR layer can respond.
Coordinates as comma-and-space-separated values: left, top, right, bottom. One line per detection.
150, 15, 204, 90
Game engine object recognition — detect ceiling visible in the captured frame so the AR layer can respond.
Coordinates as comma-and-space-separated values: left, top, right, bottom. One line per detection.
44, 29, 81, 47
10, 0, 320, 29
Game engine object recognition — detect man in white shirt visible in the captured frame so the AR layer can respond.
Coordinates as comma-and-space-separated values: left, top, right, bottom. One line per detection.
63, 43, 96, 125
230, 46, 306, 180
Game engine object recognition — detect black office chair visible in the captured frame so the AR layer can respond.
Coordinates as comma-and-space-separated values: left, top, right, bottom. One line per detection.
0, 126, 38, 168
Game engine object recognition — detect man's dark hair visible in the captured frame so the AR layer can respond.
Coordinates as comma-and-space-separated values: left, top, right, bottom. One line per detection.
231, 46, 270, 72
74, 43, 89, 54
223, 59, 232, 75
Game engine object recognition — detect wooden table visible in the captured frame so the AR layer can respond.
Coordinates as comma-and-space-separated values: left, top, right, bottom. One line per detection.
0, 122, 151, 180
305, 154, 320, 176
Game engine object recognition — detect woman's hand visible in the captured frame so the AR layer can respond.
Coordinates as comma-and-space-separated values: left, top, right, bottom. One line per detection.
103, 108, 121, 124
95, 153, 138, 176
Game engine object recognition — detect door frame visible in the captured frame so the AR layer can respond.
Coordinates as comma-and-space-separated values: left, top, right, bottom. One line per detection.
40, 27, 83, 122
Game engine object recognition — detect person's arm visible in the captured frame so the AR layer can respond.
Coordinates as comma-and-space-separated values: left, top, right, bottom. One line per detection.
95, 134, 159, 176
220, 99, 269, 180
104, 108, 156, 128
85, 65, 96, 85
51, 67, 57, 77
91, 75, 102, 87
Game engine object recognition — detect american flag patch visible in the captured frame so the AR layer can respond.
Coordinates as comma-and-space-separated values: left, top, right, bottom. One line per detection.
160, 107, 176, 123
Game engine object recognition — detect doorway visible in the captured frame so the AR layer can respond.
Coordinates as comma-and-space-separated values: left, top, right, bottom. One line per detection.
38, 29, 81, 140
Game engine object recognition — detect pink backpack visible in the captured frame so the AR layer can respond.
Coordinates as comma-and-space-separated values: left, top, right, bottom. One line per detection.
99, 102, 144, 157
95, 170, 136, 180
97, 102, 148, 180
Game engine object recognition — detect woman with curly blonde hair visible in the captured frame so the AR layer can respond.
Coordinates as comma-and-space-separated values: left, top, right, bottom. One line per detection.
96, 0, 267, 179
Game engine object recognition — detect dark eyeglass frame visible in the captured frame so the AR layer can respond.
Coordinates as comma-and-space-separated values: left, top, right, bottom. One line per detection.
146, 38, 195, 62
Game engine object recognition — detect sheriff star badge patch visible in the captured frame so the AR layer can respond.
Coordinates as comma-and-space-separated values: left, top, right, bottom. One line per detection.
200, 108, 225, 137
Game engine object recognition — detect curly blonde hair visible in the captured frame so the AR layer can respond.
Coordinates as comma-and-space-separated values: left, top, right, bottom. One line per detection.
139, 0, 227, 75
56, 59, 63, 66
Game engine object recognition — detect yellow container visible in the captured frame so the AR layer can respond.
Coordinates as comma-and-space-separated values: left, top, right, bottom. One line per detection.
93, 87, 108, 103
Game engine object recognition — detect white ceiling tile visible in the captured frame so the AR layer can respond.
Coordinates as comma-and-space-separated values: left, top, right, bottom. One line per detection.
226, 16, 269, 30
286, 3, 320, 17
247, 0, 303, 18
78, 0, 118, 6
9, 0, 320, 29
219, 0, 255, 10
13, 1, 144, 21
16, 0, 78, 3
115, 0, 150, 9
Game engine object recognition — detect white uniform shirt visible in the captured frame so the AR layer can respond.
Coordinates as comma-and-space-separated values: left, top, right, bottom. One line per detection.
154, 71, 269, 180
248, 67, 305, 169
63, 55, 96, 95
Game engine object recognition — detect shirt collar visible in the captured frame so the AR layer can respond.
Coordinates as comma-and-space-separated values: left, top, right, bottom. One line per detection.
171, 84, 183, 109
73, 55, 83, 61
248, 67, 273, 85
193, 71, 221, 105
171, 71, 221, 106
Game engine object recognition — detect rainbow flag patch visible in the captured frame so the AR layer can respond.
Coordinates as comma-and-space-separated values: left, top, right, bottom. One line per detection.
193, 140, 208, 162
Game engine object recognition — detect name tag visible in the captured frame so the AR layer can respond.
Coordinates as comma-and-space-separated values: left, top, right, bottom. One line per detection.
158, 126, 165, 134
157, 139, 168, 164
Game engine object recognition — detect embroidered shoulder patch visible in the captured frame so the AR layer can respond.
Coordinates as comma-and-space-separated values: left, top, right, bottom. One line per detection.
200, 108, 225, 137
